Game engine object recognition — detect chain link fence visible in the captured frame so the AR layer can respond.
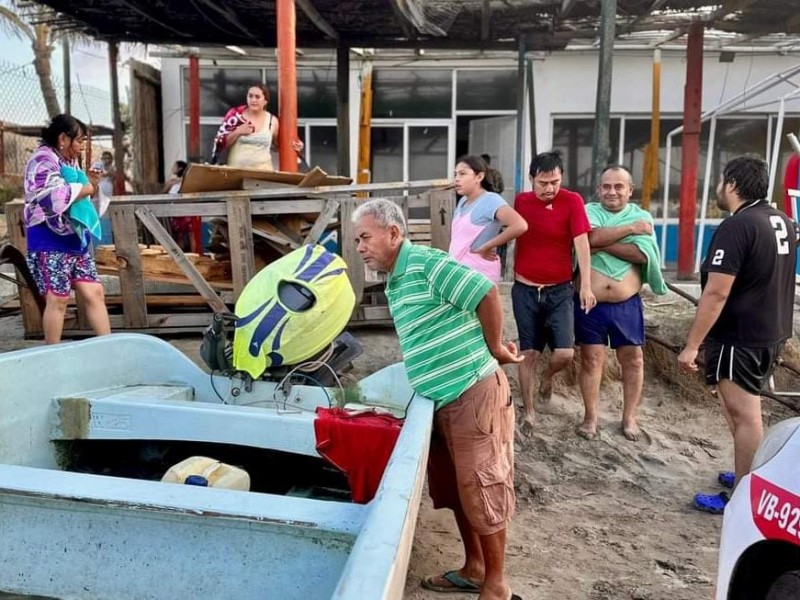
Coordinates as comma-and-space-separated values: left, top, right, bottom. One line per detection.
0, 58, 112, 128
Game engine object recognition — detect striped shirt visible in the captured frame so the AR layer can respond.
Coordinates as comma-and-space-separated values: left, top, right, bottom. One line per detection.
386, 240, 498, 410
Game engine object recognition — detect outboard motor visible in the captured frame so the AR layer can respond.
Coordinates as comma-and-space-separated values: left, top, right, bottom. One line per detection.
201, 244, 362, 382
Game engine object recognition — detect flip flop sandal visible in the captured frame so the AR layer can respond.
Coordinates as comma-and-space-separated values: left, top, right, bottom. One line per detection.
421, 570, 481, 594
718, 471, 735, 489
693, 491, 730, 514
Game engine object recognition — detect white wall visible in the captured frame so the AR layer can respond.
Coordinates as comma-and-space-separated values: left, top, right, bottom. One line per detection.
161, 49, 800, 186
532, 50, 800, 156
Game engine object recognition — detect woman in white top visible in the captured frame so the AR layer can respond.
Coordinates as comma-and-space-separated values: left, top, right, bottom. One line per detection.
212, 84, 303, 170
449, 155, 527, 284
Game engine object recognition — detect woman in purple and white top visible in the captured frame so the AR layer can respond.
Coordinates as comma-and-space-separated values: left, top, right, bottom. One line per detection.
24, 114, 110, 344
449, 155, 528, 284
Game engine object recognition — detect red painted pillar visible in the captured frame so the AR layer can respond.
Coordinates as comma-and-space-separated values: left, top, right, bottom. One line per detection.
677, 23, 704, 279
188, 56, 201, 163
277, 0, 298, 173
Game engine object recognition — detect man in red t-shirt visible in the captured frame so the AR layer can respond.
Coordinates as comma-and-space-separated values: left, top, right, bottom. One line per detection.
512, 151, 595, 435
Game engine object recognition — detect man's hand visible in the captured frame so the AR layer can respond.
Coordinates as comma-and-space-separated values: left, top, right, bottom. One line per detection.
472, 245, 499, 262
579, 285, 596, 314
631, 220, 653, 236
490, 340, 524, 364
677, 346, 700, 372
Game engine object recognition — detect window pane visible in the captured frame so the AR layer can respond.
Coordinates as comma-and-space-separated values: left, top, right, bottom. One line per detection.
298, 68, 337, 118
551, 118, 621, 202
308, 126, 338, 175
373, 70, 452, 119
183, 68, 263, 117
183, 123, 219, 163
408, 126, 449, 181
456, 70, 516, 111
370, 127, 403, 183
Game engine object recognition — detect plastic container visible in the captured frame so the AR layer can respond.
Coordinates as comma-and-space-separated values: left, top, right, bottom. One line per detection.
161, 456, 251, 491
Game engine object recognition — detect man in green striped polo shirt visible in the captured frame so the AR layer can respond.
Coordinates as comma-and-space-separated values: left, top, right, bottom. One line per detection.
353, 199, 523, 600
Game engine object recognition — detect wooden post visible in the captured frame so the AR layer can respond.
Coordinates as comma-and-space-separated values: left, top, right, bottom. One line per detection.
109, 204, 148, 328
340, 198, 365, 311
63, 38, 71, 115
303, 198, 341, 245
4, 201, 42, 337
277, 0, 299, 173
0, 122, 5, 176
641, 49, 661, 211
225, 196, 256, 300
678, 23, 704, 280
108, 41, 126, 196
590, 0, 617, 190
356, 62, 373, 188
428, 189, 455, 251
526, 58, 537, 158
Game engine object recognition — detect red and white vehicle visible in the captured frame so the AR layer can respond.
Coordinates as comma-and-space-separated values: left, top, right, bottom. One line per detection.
716, 417, 800, 599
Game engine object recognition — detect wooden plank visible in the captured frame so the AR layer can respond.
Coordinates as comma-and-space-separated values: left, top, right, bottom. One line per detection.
250, 200, 326, 215
251, 218, 299, 248
363, 305, 392, 321
96, 266, 235, 289
180, 163, 352, 194
241, 178, 296, 191
142, 204, 227, 218
96, 245, 231, 281
135, 206, 229, 313
303, 198, 341, 245
111, 178, 450, 204
3, 201, 42, 336
340, 198, 365, 305
109, 203, 149, 328
428, 189, 455, 251
225, 196, 256, 300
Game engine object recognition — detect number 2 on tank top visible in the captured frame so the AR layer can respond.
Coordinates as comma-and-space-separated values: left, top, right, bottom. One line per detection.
770, 215, 790, 255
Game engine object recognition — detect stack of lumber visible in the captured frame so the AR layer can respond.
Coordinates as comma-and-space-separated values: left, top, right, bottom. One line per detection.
95, 244, 231, 283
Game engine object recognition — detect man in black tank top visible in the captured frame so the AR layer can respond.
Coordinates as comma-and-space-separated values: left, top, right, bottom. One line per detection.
678, 156, 797, 513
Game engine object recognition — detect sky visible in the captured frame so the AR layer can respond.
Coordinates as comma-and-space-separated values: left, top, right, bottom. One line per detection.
0, 32, 160, 127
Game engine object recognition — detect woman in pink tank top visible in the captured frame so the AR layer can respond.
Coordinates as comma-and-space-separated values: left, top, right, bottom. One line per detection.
449, 155, 528, 284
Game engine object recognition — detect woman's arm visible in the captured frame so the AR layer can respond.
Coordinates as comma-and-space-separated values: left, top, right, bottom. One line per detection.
473, 205, 528, 256
270, 115, 280, 152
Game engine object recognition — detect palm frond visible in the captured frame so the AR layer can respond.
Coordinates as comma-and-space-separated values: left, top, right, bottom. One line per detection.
0, 4, 34, 42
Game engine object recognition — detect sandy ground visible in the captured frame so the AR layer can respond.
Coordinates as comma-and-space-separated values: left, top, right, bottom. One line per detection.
1, 288, 795, 600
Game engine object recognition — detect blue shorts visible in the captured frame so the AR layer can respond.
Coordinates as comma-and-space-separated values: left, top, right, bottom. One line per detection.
574, 294, 644, 349
511, 281, 574, 352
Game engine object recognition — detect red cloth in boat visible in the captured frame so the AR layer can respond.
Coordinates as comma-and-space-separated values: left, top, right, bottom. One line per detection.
314, 407, 403, 504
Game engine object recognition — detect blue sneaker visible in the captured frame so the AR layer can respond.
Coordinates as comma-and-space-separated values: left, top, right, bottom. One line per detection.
693, 491, 729, 514
718, 471, 735, 489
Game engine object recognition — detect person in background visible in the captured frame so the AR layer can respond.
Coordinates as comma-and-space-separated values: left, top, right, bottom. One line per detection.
164, 160, 188, 194
679, 156, 797, 514
353, 199, 523, 600
211, 83, 303, 170
450, 155, 527, 284
481, 153, 505, 195
163, 160, 197, 252
575, 165, 666, 441
23, 114, 111, 344
513, 150, 596, 436
94, 151, 115, 198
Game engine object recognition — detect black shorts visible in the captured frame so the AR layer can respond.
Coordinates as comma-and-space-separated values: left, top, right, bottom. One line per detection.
511, 280, 574, 352
704, 339, 783, 395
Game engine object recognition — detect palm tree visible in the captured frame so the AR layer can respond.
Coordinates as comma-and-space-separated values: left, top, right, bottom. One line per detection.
0, 1, 61, 118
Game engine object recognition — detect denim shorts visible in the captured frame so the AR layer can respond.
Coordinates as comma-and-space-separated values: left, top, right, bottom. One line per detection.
511, 280, 574, 352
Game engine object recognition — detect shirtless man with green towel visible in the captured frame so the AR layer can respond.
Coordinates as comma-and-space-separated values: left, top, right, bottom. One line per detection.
574, 165, 666, 440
